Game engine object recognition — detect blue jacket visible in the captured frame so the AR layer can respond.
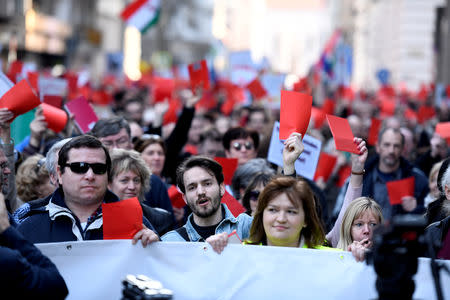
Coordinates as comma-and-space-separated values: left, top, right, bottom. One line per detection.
361, 155, 429, 219
0, 226, 68, 299
161, 204, 253, 242
17, 187, 156, 243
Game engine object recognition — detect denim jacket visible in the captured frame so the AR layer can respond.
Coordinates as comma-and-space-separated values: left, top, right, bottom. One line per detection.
162, 204, 253, 242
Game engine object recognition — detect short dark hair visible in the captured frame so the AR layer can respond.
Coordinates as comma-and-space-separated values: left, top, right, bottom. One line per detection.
58, 135, 112, 179
222, 127, 259, 150
377, 127, 405, 147
199, 128, 222, 144
90, 117, 131, 139
176, 156, 224, 194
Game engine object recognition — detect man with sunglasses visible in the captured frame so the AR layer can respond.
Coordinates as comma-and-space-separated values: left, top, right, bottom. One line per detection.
17, 135, 158, 246
222, 127, 259, 166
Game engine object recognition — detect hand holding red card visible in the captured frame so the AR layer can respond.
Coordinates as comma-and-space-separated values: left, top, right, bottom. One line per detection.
326, 114, 360, 154
103, 197, 143, 239
65, 96, 98, 133
279, 90, 312, 140
188, 60, 210, 92
214, 157, 238, 185
41, 103, 68, 133
386, 177, 415, 205
0, 79, 41, 120
314, 152, 337, 182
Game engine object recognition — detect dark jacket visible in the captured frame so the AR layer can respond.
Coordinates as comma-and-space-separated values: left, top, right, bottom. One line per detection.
426, 196, 448, 225
361, 155, 429, 219
17, 188, 155, 243
141, 204, 173, 236
0, 226, 68, 299
425, 215, 450, 258
144, 174, 174, 218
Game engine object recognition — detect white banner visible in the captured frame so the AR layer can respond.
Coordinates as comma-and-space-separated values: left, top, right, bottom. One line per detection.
37, 240, 450, 300
267, 121, 322, 180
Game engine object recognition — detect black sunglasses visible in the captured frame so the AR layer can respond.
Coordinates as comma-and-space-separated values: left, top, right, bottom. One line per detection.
248, 190, 260, 201
232, 141, 254, 151
63, 162, 108, 175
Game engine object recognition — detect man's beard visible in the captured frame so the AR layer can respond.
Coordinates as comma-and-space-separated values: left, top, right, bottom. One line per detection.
188, 194, 221, 219
382, 154, 399, 168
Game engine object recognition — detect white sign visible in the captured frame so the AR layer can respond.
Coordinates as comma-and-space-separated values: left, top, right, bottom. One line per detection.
267, 121, 321, 180
37, 240, 450, 300
38, 76, 68, 97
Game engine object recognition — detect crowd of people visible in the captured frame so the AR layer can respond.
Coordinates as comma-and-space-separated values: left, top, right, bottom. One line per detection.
1, 64, 450, 298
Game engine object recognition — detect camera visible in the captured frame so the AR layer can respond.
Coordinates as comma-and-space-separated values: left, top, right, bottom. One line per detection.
121, 274, 173, 300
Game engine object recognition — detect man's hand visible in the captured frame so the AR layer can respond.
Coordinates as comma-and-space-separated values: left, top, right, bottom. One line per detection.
350, 137, 368, 172
29, 106, 48, 148
0, 108, 14, 143
282, 132, 303, 175
401, 196, 417, 212
132, 225, 159, 247
180, 88, 202, 108
152, 99, 170, 128
206, 232, 229, 254
0, 193, 10, 234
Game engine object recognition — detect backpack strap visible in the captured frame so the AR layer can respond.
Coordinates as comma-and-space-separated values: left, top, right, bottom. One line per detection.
175, 227, 190, 241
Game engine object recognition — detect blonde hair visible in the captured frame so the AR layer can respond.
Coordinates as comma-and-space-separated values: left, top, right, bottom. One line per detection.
16, 154, 50, 202
109, 149, 152, 202
337, 197, 383, 250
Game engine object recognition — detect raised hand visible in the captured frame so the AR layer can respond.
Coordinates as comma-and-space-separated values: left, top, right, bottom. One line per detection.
282, 132, 303, 175
349, 137, 368, 188
206, 232, 229, 254
132, 225, 159, 247
29, 106, 48, 148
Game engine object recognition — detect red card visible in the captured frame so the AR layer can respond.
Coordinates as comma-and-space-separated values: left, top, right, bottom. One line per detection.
43, 95, 63, 108
386, 177, 415, 205
152, 77, 175, 102
7, 60, 23, 83
311, 106, 326, 129
91, 90, 112, 106
337, 165, 351, 187
380, 97, 396, 116
0, 79, 40, 119
279, 90, 312, 140
102, 197, 143, 239
368, 118, 381, 146
314, 152, 337, 182
168, 185, 186, 209
435, 122, 450, 144
214, 157, 238, 186
326, 114, 359, 154
246, 78, 267, 100
221, 190, 246, 217
404, 108, 417, 121
162, 98, 181, 125
417, 106, 435, 124
188, 60, 210, 92
293, 77, 308, 93
322, 98, 335, 115
64, 96, 98, 133
41, 103, 68, 133
27, 71, 39, 93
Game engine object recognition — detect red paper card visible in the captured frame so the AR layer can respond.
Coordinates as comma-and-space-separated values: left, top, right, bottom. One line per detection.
0, 79, 40, 119
326, 114, 359, 154
27, 71, 39, 93
102, 197, 143, 240
168, 185, 186, 209
64, 96, 98, 133
380, 98, 396, 116
417, 106, 436, 124
246, 78, 267, 100
337, 165, 351, 187
314, 152, 337, 182
7, 60, 23, 83
43, 95, 63, 108
152, 77, 175, 102
386, 177, 415, 205
311, 106, 326, 129
404, 108, 417, 121
322, 98, 335, 115
188, 60, 210, 92
41, 103, 68, 133
368, 118, 382, 146
279, 90, 312, 140
214, 157, 238, 186
221, 190, 246, 217
435, 122, 450, 144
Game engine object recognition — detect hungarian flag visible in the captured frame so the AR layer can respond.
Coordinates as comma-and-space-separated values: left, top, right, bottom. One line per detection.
120, 0, 161, 33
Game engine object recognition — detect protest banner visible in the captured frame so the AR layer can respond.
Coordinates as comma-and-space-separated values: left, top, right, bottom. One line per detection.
37, 240, 450, 300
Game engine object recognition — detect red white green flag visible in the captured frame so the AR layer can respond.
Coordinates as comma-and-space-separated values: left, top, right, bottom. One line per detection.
120, 0, 161, 33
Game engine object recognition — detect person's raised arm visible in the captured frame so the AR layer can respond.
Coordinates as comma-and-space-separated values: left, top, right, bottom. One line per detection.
326, 137, 367, 247
282, 132, 304, 176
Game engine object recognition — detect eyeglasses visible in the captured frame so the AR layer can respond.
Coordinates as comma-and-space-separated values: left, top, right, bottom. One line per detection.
63, 162, 108, 175
232, 141, 254, 151
248, 190, 260, 201
101, 137, 130, 148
